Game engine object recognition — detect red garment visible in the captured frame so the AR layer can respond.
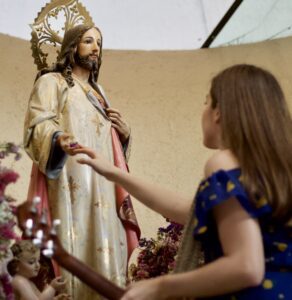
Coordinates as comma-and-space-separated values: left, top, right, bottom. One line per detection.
111, 127, 140, 259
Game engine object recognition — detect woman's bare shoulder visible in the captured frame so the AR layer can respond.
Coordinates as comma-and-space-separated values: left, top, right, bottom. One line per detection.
204, 149, 239, 178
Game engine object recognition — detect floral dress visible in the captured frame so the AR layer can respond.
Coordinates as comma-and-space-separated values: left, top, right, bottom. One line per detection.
193, 168, 292, 299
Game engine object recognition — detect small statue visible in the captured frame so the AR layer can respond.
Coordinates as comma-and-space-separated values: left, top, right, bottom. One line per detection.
7, 240, 70, 300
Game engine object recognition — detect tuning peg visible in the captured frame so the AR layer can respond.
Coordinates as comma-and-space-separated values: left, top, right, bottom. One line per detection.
40, 209, 48, 225
25, 218, 33, 237
33, 196, 41, 204
42, 239, 54, 258
30, 196, 41, 214
32, 229, 44, 247
50, 219, 61, 235
36, 229, 44, 240
42, 248, 54, 257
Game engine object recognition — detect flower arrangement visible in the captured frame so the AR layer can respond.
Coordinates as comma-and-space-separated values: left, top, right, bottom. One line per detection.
0, 142, 22, 300
0, 142, 22, 161
0, 196, 18, 260
129, 219, 183, 281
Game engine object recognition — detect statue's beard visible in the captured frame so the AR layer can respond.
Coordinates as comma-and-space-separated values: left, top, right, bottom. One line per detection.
74, 53, 98, 71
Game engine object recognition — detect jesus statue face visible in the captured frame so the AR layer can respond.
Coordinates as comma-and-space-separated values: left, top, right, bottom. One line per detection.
75, 27, 102, 71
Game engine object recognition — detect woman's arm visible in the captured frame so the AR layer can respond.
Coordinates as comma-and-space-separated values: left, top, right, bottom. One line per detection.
73, 147, 192, 224
109, 166, 192, 224
121, 150, 265, 299
121, 196, 265, 300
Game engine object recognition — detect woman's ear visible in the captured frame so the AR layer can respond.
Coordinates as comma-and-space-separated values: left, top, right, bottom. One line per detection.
214, 108, 221, 124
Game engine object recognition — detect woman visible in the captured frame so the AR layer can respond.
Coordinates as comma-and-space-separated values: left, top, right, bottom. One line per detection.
73, 64, 292, 299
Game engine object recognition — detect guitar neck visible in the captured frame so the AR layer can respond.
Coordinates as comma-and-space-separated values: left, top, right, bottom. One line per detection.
54, 251, 125, 300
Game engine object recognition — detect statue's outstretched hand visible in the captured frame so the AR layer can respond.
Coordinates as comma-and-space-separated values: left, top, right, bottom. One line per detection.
56, 133, 81, 156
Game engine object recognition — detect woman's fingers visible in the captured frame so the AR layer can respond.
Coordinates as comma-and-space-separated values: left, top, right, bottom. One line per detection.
72, 147, 97, 159
77, 158, 92, 165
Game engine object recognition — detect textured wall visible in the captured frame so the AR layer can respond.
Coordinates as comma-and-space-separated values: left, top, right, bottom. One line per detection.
1, 34, 292, 245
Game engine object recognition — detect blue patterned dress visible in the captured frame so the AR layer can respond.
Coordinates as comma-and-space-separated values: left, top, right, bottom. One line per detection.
193, 168, 292, 299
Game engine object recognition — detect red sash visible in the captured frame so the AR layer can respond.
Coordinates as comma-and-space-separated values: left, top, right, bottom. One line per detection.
111, 128, 140, 259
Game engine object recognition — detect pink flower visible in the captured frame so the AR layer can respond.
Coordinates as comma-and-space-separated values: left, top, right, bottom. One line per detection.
0, 142, 20, 299
0, 167, 19, 196
0, 222, 17, 239
0, 273, 14, 300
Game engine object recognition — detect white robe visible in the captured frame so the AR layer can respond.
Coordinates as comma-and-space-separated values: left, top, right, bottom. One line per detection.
24, 72, 128, 299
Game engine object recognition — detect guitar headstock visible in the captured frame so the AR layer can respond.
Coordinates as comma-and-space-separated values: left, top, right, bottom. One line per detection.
16, 197, 64, 258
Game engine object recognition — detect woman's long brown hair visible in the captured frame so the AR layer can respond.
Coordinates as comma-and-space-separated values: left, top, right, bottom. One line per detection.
210, 64, 292, 224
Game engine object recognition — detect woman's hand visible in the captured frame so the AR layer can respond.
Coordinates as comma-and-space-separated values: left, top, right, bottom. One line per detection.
72, 147, 118, 180
121, 277, 168, 300
106, 108, 130, 143
56, 133, 81, 156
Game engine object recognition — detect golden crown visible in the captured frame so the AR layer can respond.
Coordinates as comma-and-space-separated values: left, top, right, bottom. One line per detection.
30, 0, 94, 70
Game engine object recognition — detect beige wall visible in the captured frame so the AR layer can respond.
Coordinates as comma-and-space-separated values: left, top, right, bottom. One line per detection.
1, 33, 292, 242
